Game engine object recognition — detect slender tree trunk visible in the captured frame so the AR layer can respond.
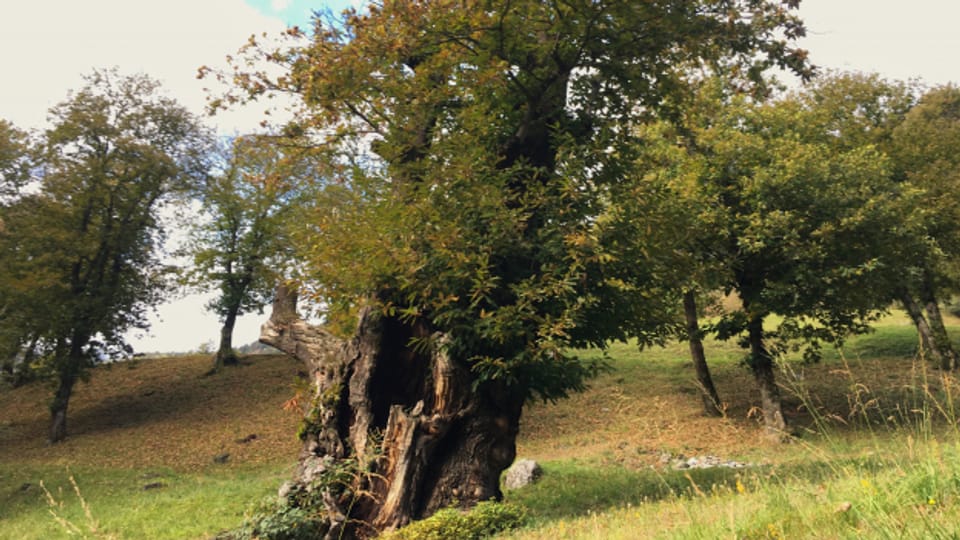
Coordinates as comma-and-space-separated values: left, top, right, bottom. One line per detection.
746, 315, 787, 440
260, 285, 523, 538
49, 368, 77, 444
683, 290, 722, 416
900, 288, 944, 367
920, 276, 957, 370
212, 305, 240, 373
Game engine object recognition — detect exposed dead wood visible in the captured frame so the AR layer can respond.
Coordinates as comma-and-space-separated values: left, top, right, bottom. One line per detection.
260, 285, 522, 538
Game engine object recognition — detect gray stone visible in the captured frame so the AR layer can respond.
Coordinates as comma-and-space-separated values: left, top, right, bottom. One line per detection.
667, 453, 751, 470
504, 459, 542, 490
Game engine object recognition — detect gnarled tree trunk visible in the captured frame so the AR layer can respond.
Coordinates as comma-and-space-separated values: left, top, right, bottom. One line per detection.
260, 285, 523, 538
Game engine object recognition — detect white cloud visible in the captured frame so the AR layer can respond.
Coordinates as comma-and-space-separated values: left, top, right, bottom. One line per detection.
0, 0, 290, 133
799, 0, 960, 85
271, 0, 292, 11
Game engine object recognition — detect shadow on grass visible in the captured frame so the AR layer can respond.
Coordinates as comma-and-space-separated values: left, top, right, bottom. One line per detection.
503, 456, 896, 526
504, 461, 748, 521
51, 355, 297, 438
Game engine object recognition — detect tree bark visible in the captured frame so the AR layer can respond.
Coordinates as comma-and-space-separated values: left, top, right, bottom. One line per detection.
683, 290, 722, 417
746, 315, 787, 440
919, 276, 957, 370
49, 370, 77, 444
260, 285, 523, 538
899, 288, 944, 367
212, 305, 240, 373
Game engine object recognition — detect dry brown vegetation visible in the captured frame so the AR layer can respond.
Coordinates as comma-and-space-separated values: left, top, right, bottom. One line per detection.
518, 318, 960, 469
0, 354, 302, 472
0, 314, 953, 475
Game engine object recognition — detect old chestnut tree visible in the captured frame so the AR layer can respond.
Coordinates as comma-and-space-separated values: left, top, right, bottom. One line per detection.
212, 1, 812, 536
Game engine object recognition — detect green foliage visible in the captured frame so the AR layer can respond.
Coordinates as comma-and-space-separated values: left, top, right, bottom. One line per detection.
178, 134, 309, 366
890, 85, 960, 291
180, 135, 306, 325
210, 0, 813, 402
0, 118, 32, 201
385, 501, 528, 540
638, 74, 912, 356
229, 454, 362, 540
227, 497, 328, 540
0, 69, 211, 439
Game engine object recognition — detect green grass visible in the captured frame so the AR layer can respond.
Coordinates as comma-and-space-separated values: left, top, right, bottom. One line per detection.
0, 353, 303, 539
4, 311, 960, 539
0, 464, 290, 539
500, 436, 960, 539
499, 312, 960, 539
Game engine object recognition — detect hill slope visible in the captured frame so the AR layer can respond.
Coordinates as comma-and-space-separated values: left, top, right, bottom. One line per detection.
0, 354, 303, 471
1, 312, 959, 539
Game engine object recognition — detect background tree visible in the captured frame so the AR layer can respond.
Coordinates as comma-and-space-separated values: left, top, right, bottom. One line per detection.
0, 70, 209, 442
613, 114, 728, 417
889, 85, 960, 369
0, 119, 31, 203
213, 1, 811, 535
181, 135, 302, 373
0, 119, 36, 384
638, 79, 906, 437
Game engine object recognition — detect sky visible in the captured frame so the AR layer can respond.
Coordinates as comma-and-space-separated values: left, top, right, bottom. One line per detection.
1, 0, 959, 353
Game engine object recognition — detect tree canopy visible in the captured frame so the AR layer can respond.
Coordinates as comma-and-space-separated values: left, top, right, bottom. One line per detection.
636, 77, 909, 434
888, 85, 960, 369
208, 0, 814, 534
216, 0, 813, 399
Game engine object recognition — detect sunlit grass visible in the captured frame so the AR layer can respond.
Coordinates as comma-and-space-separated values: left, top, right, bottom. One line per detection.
501, 312, 960, 539
501, 435, 960, 539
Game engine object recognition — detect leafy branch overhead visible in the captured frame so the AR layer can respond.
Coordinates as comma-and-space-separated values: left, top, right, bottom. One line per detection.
207, 0, 815, 400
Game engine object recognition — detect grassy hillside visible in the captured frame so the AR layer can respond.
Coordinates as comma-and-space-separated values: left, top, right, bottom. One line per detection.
0, 353, 303, 539
0, 353, 303, 470
2, 313, 960, 538
504, 313, 960, 539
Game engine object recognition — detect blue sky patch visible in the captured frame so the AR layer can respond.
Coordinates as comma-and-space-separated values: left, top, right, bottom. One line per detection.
244, 0, 359, 29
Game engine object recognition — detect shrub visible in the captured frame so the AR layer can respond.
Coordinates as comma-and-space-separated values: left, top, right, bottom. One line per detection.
385, 501, 528, 540
218, 498, 328, 540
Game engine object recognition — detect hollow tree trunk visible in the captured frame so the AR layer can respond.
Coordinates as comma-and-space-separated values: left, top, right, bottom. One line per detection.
899, 288, 943, 367
260, 285, 523, 538
746, 315, 787, 440
683, 290, 722, 417
212, 305, 240, 372
920, 276, 956, 370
